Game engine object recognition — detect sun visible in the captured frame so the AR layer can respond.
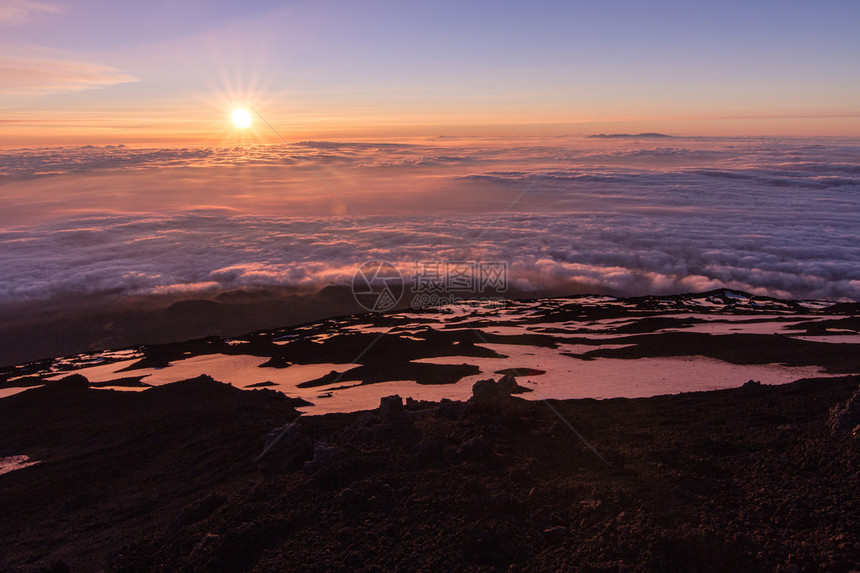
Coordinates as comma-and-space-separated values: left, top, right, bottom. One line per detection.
231, 108, 253, 129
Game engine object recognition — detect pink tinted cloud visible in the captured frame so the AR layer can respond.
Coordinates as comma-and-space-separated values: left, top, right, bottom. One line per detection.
0, 55, 138, 95
0, 0, 61, 25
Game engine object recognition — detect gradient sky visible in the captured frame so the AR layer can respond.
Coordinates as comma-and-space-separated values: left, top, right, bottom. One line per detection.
2, 0, 860, 145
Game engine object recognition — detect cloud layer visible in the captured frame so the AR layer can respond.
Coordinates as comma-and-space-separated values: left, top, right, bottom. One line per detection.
0, 136, 858, 304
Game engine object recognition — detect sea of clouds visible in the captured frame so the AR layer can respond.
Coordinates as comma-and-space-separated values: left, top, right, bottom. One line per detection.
1, 136, 858, 305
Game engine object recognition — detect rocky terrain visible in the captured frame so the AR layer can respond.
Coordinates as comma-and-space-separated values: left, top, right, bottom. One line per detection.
2, 289, 858, 412
1, 290, 859, 571
1, 372, 859, 572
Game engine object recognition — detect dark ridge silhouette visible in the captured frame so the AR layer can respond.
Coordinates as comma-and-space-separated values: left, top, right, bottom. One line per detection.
587, 132, 674, 139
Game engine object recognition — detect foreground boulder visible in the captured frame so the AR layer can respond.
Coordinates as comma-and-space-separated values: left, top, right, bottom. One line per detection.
828, 386, 860, 438
469, 375, 530, 406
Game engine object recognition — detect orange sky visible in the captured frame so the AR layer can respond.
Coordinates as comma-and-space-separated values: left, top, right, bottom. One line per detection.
5, 106, 860, 149
1, 1, 859, 147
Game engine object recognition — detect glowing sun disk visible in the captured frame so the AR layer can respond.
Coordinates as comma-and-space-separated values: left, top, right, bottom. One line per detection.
232, 108, 253, 129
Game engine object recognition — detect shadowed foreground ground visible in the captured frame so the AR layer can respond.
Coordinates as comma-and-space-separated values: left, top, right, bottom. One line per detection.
1, 375, 858, 572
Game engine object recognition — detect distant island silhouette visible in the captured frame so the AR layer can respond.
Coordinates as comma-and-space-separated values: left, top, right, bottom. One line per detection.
587, 132, 674, 139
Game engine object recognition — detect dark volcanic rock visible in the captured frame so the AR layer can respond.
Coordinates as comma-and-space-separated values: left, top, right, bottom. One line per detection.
542, 525, 569, 543
470, 378, 505, 403
2, 376, 860, 572
434, 397, 465, 419
170, 491, 228, 533
311, 443, 341, 467
336, 487, 361, 507
828, 386, 860, 437
470, 375, 531, 405
497, 373, 533, 394
244, 381, 277, 388
259, 355, 292, 369
414, 436, 443, 460
260, 423, 313, 471
495, 367, 545, 377
378, 394, 407, 423
459, 434, 491, 457
89, 376, 150, 388
54, 373, 90, 390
